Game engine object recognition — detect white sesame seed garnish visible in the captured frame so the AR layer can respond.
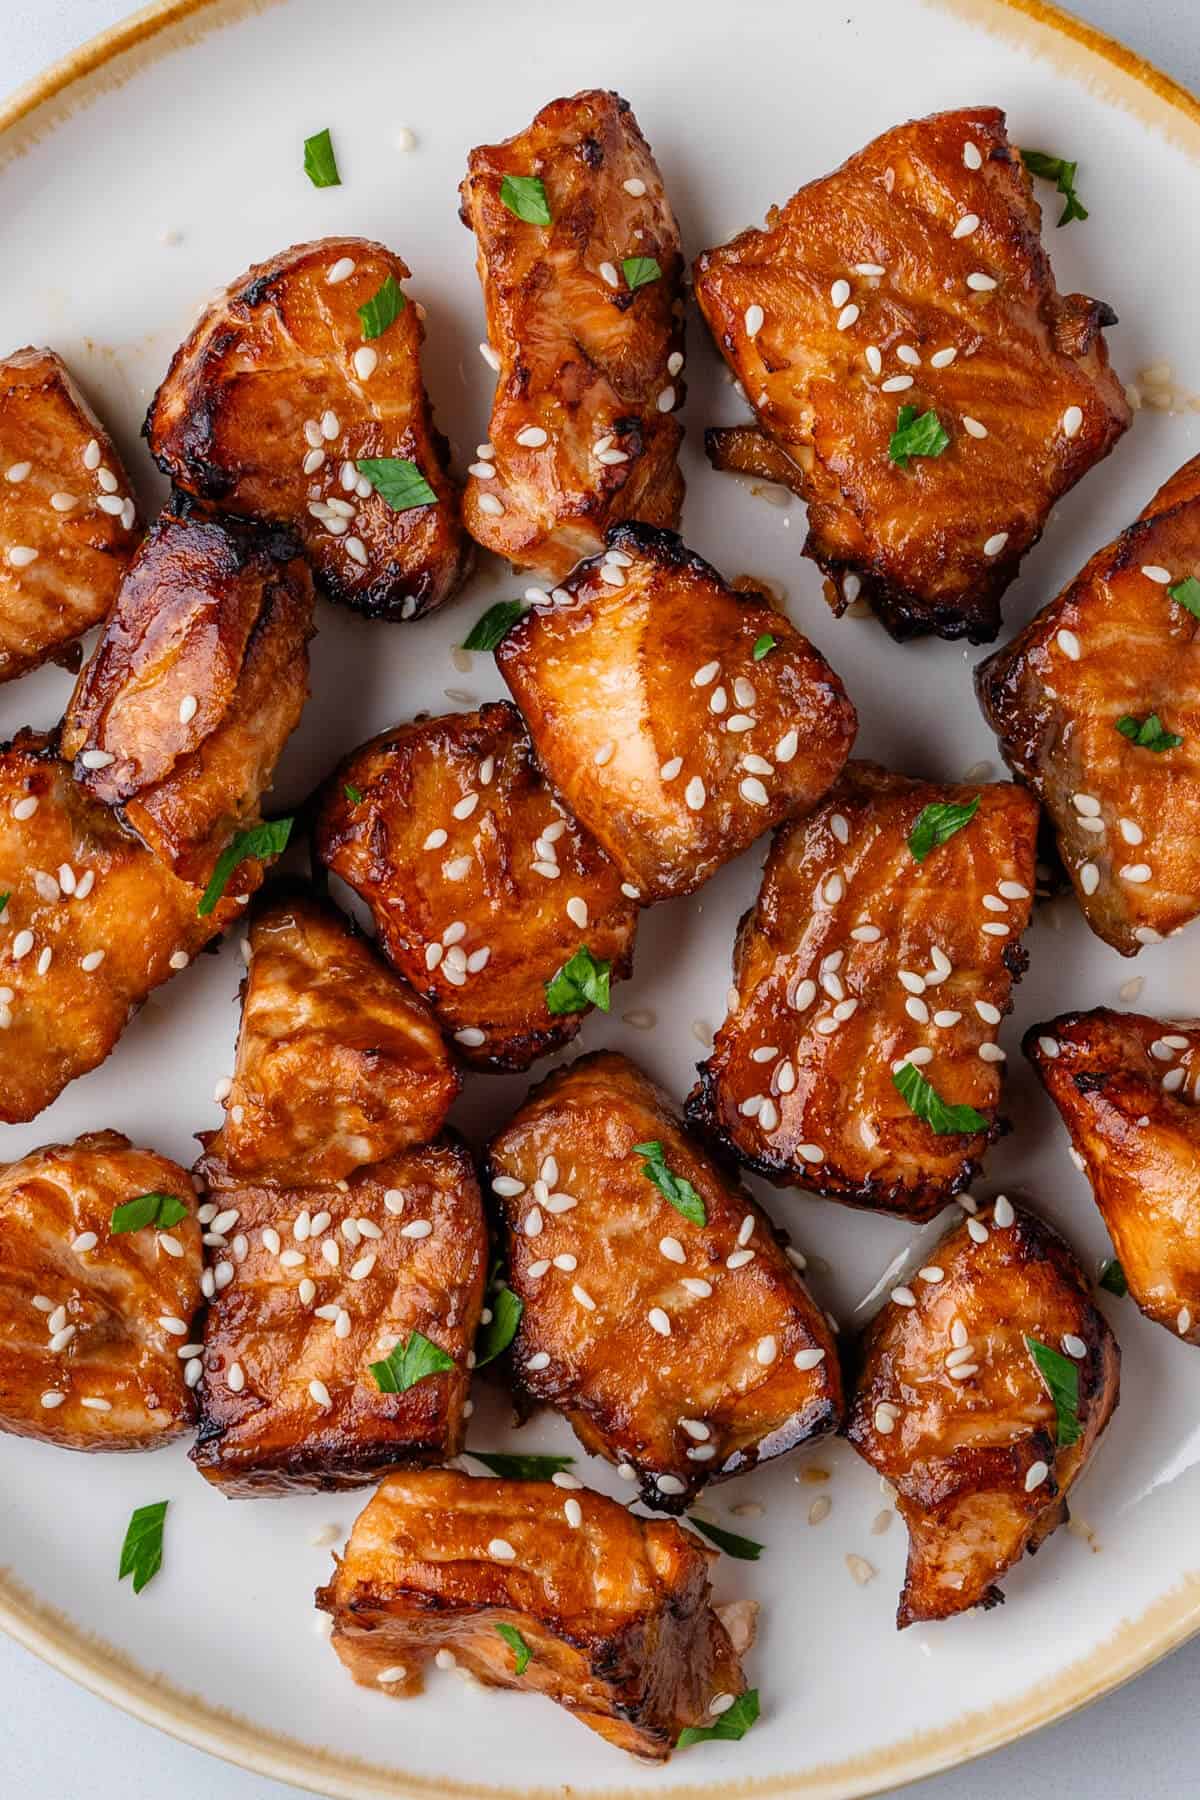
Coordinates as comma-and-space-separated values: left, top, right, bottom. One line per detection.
40, 1391, 66, 1409
648, 1307, 671, 1336
744, 303, 765, 337
400, 1219, 433, 1240
327, 256, 356, 284
830, 279, 851, 308
49, 1325, 76, 1352
929, 347, 957, 369
527, 1351, 550, 1371
968, 1218, 989, 1244
12, 795, 39, 821
1025, 1460, 1049, 1493
1179, 1307, 1193, 1335
682, 1278, 713, 1298
50, 490, 79, 511
836, 303, 860, 331
1120, 863, 1152, 884
478, 493, 505, 516
740, 776, 769, 807
656, 1474, 687, 1496
657, 386, 676, 412
881, 374, 913, 392
891, 1286, 916, 1308
684, 776, 706, 810
905, 996, 930, 1024
80, 949, 105, 972
866, 345, 883, 375
896, 345, 920, 367
1142, 565, 1172, 584
11, 930, 34, 959
623, 176, 647, 196
308, 1379, 332, 1410
979, 1042, 1006, 1063
1079, 862, 1100, 896
983, 532, 1009, 557
572, 1284, 596, 1312
981, 922, 1009, 936
727, 1248, 756, 1270
593, 740, 615, 767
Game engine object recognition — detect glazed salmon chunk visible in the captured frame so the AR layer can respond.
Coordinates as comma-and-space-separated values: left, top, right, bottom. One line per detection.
687, 765, 1038, 1219
978, 456, 1200, 955
317, 703, 638, 1070
1027, 1007, 1200, 1344
145, 238, 469, 620
496, 525, 857, 901
486, 1051, 842, 1512
317, 1469, 748, 1760
848, 1198, 1119, 1625
0, 347, 140, 683
60, 509, 314, 884
0, 732, 254, 1125
210, 888, 459, 1188
190, 1138, 486, 1494
0, 1132, 201, 1450
693, 107, 1129, 642
460, 90, 685, 577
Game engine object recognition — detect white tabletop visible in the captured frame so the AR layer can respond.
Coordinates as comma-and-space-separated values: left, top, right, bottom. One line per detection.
2, 2, 1199, 1795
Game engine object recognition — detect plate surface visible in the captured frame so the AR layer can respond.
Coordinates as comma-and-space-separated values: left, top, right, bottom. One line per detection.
3, 2, 1200, 1796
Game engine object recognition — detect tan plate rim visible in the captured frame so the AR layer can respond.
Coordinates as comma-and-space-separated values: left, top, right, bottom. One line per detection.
2, 1, 1200, 1795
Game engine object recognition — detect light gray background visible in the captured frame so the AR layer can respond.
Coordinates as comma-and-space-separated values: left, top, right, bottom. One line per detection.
1, 2, 1197, 1795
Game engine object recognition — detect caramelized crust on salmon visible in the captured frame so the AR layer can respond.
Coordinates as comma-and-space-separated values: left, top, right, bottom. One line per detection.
496, 524, 856, 901
486, 1051, 842, 1512
687, 765, 1038, 1219
847, 1198, 1119, 1625
694, 107, 1130, 642
0, 347, 141, 683
60, 510, 314, 884
459, 91, 685, 578
190, 1138, 486, 1495
0, 1131, 201, 1450
316, 703, 638, 1070
978, 456, 1200, 955
317, 1469, 746, 1759
209, 887, 459, 1187
0, 732, 251, 1125
1027, 1007, 1200, 1344
145, 238, 469, 620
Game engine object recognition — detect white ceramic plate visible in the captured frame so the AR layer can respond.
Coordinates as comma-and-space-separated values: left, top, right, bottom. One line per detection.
3, 2, 1200, 1795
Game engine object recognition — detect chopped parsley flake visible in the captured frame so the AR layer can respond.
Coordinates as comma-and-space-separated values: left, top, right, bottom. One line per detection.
369, 1330, 454, 1394
632, 1141, 706, 1226
678, 1688, 760, 1748
1169, 576, 1200, 619
893, 1062, 988, 1136
355, 458, 437, 511
622, 256, 661, 293
1020, 149, 1088, 226
888, 405, 949, 469
1099, 1257, 1128, 1297
752, 633, 777, 661
462, 600, 527, 652
544, 946, 611, 1015
500, 175, 551, 226
343, 783, 364, 804
197, 817, 293, 917
495, 1623, 532, 1675
469, 1451, 575, 1480
357, 274, 406, 340
474, 1282, 523, 1366
1115, 713, 1182, 753
688, 1517, 763, 1561
118, 1500, 168, 1594
1026, 1334, 1082, 1447
908, 796, 980, 862
110, 1191, 189, 1234
303, 128, 340, 189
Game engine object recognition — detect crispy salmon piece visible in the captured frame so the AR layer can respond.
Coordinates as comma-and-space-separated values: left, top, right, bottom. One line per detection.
208, 887, 459, 1188
496, 524, 856, 902
978, 456, 1200, 955
0, 732, 253, 1125
693, 107, 1129, 642
459, 90, 685, 578
316, 702, 638, 1070
1027, 1007, 1200, 1344
687, 764, 1038, 1220
145, 238, 469, 620
0, 1131, 201, 1450
486, 1051, 842, 1512
0, 347, 141, 684
190, 1138, 486, 1495
847, 1197, 1119, 1625
316, 1468, 747, 1760
60, 509, 314, 884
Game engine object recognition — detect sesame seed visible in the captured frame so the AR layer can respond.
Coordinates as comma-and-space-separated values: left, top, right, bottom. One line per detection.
516, 426, 548, 448
1120, 864, 1152, 884
1025, 1460, 1049, 1493
50, 490, 78, 510
830, 280, 851, 308
981, 921, 1009, 936
352, 346, 378, 382
657, 386, 676, 412
12, 796, 39, 820
327, 256, 356, 283
866, 345, 883, 374
657, 1475, 687, 1495
905, 995, 930, 1024
452, 793, 479, 820
80, 1396, 112, 1412
624, 177, 647, 196
527, 1351, 550, 1371
1141, 565, 1171, 584
320, 410, 340, 440
740, 776, 770, 807
797, 1143, 826, 1164
744, 304, 764, 337
836, 303, 860, 331
593, 740, 615, 767
685, 776, 706, 810
400, 1219, 433, 1240
968, 1218, 989, 1244
983, 532, 1009, 557
896, 345, 920, 367
1179, 1308, 1193, 1335
930, 347, 958, 369
40, 1391, 65, 1409
599, 260, 620, 288
1080, 862, 1100, 896
423, 829, 448, 850
479, 342, 501, 371
309, 1379, 332, 1409
563, 1498, 583, 1529
659, 1236, 686, 1264
80, 749, 115, 770
468, 461, 496, 479
667, 351, 684, 376
881, 374, 913, 392
572, 1284, 596, 1311
891, 1287, 916, 1308
648, 1307, 671, 1336
478, 493, 505, 516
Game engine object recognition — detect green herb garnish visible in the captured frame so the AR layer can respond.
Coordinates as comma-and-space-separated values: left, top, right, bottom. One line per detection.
1115, 713, 1182, 753
462, 600, 527, 652
495, 1623, 532, 1674
303, 128, 340, 189
544, 946, 611, 1016
888, 405, 949, 469
118, 1500, 168, 1594
110, 1192, 189, 1235
369, 1330, 454, 1394
1169, 576, 1200, 619
1020, 149, 1088, 226
474, 1283, 523, 1367
1099, 1258, 1127, 1297
752, 633, 777, 661
355, 458, 437, 512
343, 783, 364, 804
357, 274, 405, 340
0, 894, 8, 915
197, 817, 293, 917
688, 1518, 763, 1561
908, 796, 980, 863
632, 1141, 706, 1227
469, 1451, 575, 1480
622, 256, 661, 293
893, 1062, 988, 1136
500, 175, 551, 226
1025, 1335, 1082, 1448
678, 1688, 760, 1748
